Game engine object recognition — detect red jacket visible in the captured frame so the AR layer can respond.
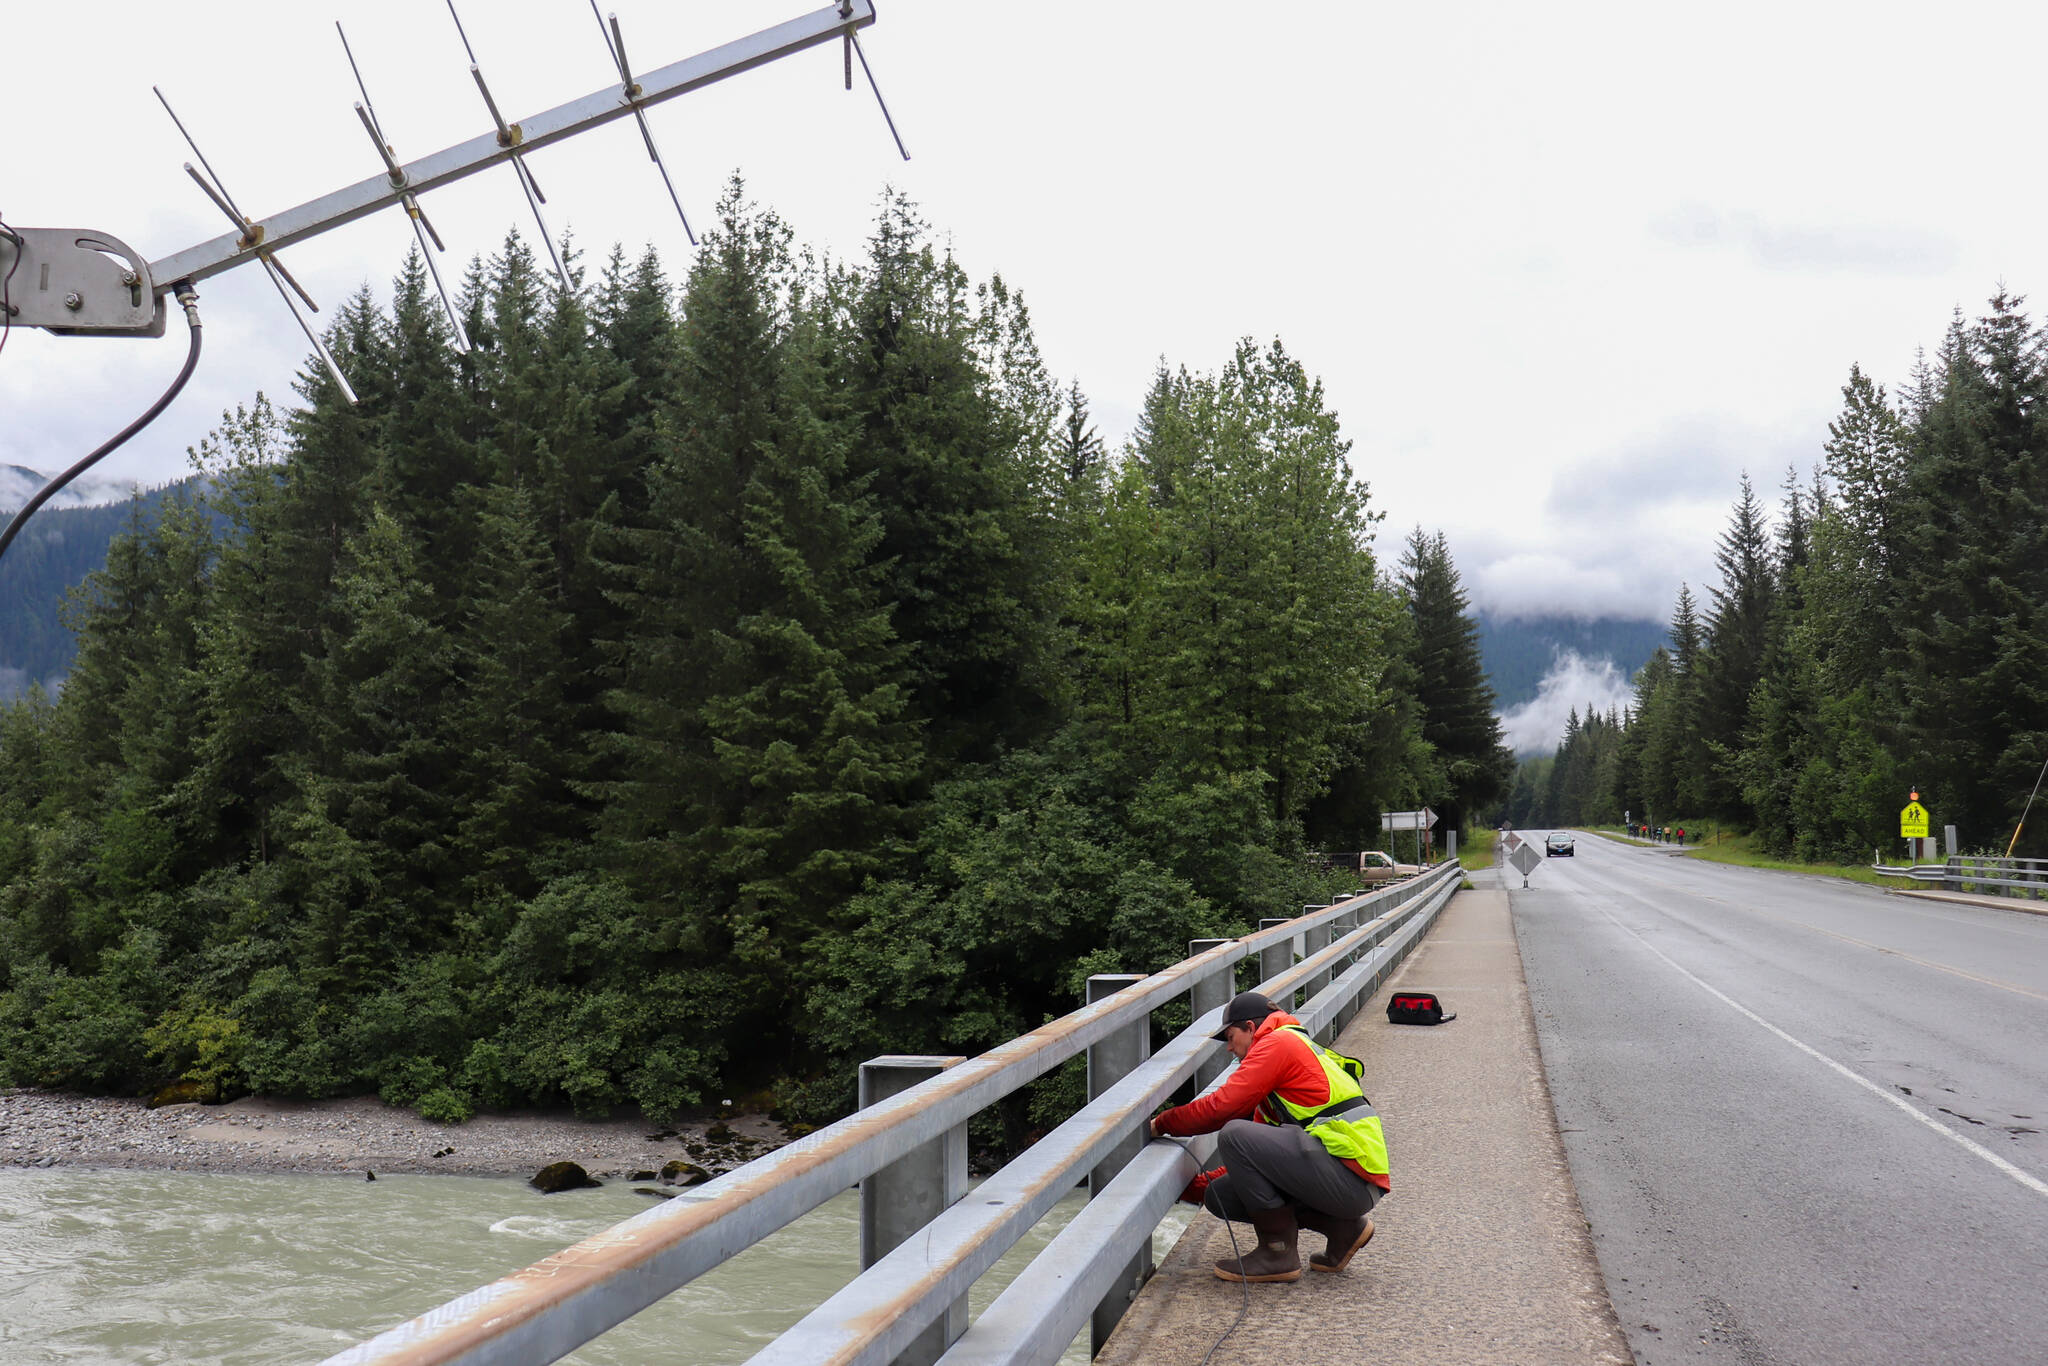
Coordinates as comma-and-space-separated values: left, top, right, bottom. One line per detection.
1154, 1009, 1388, 1190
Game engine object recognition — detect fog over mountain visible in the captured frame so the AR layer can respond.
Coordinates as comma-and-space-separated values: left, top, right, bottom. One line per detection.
0, 465, 148, 514
1475, 614, 1668, 755
1498, 651, 1637, 756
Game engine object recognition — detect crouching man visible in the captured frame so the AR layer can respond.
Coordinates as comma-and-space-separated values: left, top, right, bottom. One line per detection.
1148, 991, 1387, 1283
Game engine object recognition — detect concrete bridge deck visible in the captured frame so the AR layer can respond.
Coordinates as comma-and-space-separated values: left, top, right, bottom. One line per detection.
1098, 880, 1634, 1365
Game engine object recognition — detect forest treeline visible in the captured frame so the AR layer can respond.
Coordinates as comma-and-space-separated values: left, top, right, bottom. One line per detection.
0, 181, 1510, 1123
1507, 290, 2048, 863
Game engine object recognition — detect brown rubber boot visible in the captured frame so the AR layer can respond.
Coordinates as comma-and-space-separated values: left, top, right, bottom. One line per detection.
1293, 1206, 1376, 1271
1306, 1213, 1375, 1272
1213, 1206, 1302, 1283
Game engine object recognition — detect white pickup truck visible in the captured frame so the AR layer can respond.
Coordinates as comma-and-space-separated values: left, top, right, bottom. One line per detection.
1319, 850, 1422, 883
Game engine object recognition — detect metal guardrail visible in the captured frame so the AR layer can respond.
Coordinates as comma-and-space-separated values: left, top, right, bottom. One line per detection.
1870, 855, 2048, 899
938, 869, 1458, 1366
320, 859, 1464, 1366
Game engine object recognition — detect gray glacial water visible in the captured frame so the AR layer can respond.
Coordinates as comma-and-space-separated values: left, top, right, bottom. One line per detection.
0, 1168, 1187, 1364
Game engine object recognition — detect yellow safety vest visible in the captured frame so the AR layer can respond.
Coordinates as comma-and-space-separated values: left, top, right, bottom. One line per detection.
1263, 1025, 1389, 1178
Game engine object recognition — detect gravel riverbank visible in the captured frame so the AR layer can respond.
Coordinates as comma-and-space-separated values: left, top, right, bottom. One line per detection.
0, 1087, 789, 1181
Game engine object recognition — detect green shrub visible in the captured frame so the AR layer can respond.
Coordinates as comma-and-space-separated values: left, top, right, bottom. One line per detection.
142, 1005, 246, 1099
377, 1055, 447, 1108
416, 1086, 473, 1124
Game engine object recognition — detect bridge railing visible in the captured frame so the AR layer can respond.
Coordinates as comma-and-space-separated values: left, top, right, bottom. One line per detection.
1870, 854, 2048, 899
321, 858, 1465, 1366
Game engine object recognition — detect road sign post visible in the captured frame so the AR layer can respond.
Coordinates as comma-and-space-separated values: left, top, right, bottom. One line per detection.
1509, 840, 1541, 888
1900, 792, 1931, 862
1382, 807, 1438, 864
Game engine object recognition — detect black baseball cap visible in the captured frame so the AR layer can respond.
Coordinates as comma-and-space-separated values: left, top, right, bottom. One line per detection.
1212, 991, 1277, 1041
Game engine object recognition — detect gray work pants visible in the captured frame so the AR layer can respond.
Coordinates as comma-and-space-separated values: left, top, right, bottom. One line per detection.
1202, 1118, 1382, 1222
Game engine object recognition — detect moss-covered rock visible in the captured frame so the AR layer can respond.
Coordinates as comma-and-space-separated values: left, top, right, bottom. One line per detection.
530, 1161, 602, 1193
659, 1159, 709, 1186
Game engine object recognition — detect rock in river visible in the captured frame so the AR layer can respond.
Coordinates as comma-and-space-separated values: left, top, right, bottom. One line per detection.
530, 1160, 602, 1193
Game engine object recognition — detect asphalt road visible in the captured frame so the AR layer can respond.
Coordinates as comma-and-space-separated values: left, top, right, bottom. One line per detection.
1509, 832, 2048, 1365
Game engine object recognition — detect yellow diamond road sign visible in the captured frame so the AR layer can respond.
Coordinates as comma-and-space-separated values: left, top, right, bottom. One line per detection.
1900, 801, 1930, 838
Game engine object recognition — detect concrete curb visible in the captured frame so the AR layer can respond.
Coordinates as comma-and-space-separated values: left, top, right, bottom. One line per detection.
1889, 887, 2048, 917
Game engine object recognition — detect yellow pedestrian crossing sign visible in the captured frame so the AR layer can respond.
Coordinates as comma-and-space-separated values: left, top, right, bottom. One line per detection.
1900, 799, 1930, 838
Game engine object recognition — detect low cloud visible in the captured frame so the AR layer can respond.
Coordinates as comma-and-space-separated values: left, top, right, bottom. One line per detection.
1469, 552, 1673, 622
0, 666, 64, 701
1453, 411, 1822, 622
1497, 649, 1635, 755
1650, 202, 1958, 277
0, 464, 144, 514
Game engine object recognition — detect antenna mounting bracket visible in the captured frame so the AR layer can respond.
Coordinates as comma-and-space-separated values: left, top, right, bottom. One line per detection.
0, 229, 163, 336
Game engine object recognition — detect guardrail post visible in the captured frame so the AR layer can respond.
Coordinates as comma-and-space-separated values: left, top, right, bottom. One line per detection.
1303, 914, 1333, 1039
1258, 918, 1294, 1003
1447, 830, 1458, 862
859, 1055, 969, 1366
1365, 891, 1403, 997
1086, 973, 1152, 1356
1329, 904, 1360, 1033
1189, 940, 1236, 1093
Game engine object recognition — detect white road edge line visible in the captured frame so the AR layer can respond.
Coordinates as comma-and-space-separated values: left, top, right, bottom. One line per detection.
1596, 902, 2048, 1202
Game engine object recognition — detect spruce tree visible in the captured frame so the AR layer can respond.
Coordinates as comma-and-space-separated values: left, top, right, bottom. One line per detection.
285, 508, 458, 988
1699, 474, 1776, 818
1398, 527, 1513, 831
1622, 646, 1674, 820
1061, 379, 1107, 485
843, 191, 1044, 765
373, 249, 479, 600
448, 482, 579, 906
1658, 585, 1711, 814
1891, 292, 2048, 845
598, 181, 919, 1061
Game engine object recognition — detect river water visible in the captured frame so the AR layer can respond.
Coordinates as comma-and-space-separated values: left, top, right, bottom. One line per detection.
0, 1168, 1192, 1364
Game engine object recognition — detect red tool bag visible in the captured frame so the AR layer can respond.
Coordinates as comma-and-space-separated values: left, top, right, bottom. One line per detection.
1385, 991, 1456, 1025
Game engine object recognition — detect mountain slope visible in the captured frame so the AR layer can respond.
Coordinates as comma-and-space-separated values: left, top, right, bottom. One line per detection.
0, 480, 201, 698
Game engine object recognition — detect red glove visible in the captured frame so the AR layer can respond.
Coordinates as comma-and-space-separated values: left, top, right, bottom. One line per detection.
1178, 1165, 1227, 1205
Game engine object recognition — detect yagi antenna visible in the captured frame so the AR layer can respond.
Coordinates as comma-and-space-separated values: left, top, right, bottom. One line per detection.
153, 87, 360, 404
338, 23, 473, 354
10, 3, 892, 341
589, 1, 696, 245
446, 0, 574, 291
5, 0, 898, 570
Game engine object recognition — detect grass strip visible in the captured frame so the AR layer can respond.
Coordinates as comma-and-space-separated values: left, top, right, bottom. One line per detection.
1579, 825, 1918, 890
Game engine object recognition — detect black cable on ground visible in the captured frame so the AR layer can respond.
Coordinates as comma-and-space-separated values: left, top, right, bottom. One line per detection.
1155, 1135, 1252, 1366
1196, 1215, 1252, 1366
0, 282, 202, 568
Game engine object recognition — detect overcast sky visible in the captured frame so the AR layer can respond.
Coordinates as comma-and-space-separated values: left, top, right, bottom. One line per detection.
4, 0, 2038, 630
